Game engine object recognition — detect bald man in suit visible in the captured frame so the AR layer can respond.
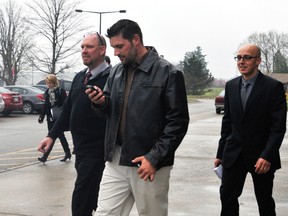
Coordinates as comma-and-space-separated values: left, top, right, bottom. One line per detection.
214, 44, 287, 216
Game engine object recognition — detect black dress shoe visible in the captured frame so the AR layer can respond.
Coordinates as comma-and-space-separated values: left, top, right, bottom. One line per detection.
38, 155, 48, 163
38, 149, 50, 163
60, 152, 71, 162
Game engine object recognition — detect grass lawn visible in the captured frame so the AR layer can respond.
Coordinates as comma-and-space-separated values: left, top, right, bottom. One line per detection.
187, 88, 224, 103
187, 88, 288, 111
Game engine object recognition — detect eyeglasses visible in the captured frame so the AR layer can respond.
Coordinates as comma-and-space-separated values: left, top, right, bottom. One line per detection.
234, 55, 259, 61
84, 32, 104, 46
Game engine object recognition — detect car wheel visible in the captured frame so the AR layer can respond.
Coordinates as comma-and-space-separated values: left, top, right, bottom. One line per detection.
23, 102, 34, 114
216, 108, 221, 114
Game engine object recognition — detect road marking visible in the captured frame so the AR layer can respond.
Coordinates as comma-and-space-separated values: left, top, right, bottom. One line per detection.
0, 140, 73, 173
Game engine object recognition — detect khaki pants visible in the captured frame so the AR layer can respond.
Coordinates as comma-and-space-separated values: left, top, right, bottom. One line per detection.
96, 145, 172, 216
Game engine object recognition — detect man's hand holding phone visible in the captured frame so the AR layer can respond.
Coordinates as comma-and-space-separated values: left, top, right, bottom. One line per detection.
86, 85, 99, 93
85, 85, 106, 105
132, 156, 155, 182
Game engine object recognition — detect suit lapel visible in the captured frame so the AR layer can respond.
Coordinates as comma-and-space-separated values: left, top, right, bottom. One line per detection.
236, 78, 244, 113
229, 77, 244, 114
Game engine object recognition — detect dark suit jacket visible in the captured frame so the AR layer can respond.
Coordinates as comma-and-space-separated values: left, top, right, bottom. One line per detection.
216, 72, 287, 171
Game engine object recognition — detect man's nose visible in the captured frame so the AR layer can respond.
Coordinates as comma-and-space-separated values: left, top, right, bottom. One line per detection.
114, 49, 120, 56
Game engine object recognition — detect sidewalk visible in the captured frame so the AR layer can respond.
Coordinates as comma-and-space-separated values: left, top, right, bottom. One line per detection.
0, 158, 75, 216
0, 108, 288, 216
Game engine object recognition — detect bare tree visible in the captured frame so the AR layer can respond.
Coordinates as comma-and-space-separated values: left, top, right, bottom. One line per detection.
0, 0, 33, 85
242, 31, 288, 73
26, 0, 86, 74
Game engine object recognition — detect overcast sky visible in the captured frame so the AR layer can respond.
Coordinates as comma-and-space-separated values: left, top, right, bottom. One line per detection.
76, 0, 288, 79
7, 0, 288, 80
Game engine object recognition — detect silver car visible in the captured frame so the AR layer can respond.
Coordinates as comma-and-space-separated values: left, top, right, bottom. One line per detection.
4, 85, 45, 114
0, 93, 4, 112
33, 84, 48, 92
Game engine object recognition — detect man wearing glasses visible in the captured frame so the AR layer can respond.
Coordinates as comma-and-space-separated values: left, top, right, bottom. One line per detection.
38, 32, 110, 216
214, 44, 287, 216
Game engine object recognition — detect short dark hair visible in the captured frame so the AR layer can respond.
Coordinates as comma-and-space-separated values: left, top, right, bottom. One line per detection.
106, 19, 143, 43
105, 56, 111, 64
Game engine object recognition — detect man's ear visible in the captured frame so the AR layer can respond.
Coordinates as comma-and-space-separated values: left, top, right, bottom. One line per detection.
132, 34, 141, 46
100, 46, 106, 56
256, 58, 261, 66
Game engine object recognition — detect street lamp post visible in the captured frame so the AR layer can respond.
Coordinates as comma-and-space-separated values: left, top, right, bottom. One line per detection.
75, 9, 126, 34
30, 57, 34, 86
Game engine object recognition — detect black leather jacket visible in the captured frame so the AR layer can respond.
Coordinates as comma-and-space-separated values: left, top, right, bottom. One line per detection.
100, 48, 189, 169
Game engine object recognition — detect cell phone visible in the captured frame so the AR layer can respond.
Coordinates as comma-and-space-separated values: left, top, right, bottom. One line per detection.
85, 85, 99, 93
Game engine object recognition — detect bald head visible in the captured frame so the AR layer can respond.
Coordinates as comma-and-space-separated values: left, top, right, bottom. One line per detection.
238, 44, 261, 58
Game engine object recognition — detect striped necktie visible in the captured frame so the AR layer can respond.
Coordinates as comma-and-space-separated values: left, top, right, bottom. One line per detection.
84, 72, 92, 85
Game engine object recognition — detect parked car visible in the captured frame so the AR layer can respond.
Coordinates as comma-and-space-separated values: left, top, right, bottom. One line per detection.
4, 85, 45, 114
215, 90, 225, 114
33, 84, 48, 92
0, 94, 5, 112
0, 87, 23, 116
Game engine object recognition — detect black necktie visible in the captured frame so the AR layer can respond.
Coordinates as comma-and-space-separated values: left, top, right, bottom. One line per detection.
241, 82, 250, 109
84, 72, 92, 85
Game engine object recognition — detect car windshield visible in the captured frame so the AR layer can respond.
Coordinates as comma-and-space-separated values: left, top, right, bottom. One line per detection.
0, 87, 13, 93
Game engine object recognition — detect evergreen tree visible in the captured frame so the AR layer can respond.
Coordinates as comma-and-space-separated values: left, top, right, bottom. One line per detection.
181, 46, 214, 95
273, 50, 288, 73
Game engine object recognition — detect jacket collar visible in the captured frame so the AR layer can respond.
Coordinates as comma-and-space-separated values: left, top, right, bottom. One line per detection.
112, 46, 160, 74
137, 46, 159, 73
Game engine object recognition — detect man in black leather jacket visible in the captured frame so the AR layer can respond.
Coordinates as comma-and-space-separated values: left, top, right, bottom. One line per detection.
87, 19, 189, 216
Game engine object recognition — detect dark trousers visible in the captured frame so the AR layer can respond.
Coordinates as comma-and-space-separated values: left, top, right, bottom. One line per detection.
72, 154, 105, 216
220, 155, 276, 216
47, 120, 70, 153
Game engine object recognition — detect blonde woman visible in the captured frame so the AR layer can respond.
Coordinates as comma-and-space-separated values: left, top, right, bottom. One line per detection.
38, 74, 71, 163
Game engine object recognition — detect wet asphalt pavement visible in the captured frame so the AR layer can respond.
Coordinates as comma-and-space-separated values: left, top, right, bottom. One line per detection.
0, 99, 287, 216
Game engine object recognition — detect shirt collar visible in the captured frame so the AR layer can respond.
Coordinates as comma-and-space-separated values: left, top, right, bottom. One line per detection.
86, 61, 109, 79
126, 48, 150, 70
242, 71, 259, 86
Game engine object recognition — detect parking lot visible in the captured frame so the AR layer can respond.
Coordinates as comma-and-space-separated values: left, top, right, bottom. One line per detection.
0, 112, 72, 173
